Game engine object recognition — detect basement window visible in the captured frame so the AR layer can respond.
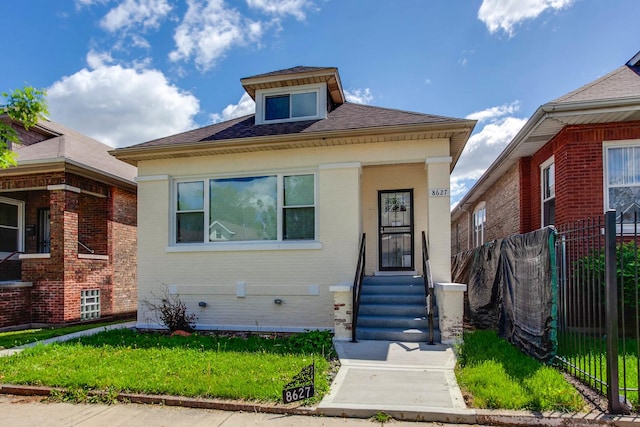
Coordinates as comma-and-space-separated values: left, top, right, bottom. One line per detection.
81, 289, 100, 320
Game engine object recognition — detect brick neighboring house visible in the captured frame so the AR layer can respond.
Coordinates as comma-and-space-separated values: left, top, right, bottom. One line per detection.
451, 52, 640, 253
0, 118, 137, 328
113, 66, 475, 339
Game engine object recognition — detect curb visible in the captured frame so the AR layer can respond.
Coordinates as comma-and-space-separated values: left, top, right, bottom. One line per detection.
3, 384, 640, 426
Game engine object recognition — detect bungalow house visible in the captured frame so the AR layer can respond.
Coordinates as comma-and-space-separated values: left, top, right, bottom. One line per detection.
113, 66, 475, 341
0, 118, 137, 328
451, 52, 640, 252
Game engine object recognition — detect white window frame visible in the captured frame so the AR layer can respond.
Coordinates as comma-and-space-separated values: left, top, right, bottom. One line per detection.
254, 83, 327, 125
472, 202, 486, 247
540, 156, 555, 227
169, 171, 319, 251
0, 196, 25, 256
604, 140, 640, 229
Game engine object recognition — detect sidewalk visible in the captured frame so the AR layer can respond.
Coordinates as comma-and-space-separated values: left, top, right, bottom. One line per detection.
319, 340, 473, 423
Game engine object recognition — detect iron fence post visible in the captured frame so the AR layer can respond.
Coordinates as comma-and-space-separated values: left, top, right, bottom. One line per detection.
605, 210, 621, 413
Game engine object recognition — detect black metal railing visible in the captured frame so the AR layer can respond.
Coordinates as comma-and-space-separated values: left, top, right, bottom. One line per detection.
351, 233, 366, 343
422, 231, 435, 345
554, 210, 640, 414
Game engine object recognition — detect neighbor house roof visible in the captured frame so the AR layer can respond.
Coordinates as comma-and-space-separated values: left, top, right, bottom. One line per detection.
452, 53, 640, 221
113, 66, 475, 171
0, 118, 137, 190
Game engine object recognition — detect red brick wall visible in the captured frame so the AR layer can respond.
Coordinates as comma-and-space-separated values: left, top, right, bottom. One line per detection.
524, 121, 640, 229
1, 171, 137, 325
0, 285, 32, 328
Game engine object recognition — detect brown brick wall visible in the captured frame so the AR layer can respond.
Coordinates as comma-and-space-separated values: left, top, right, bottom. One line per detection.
1, 171, 137, 325
0, 285, 32, 327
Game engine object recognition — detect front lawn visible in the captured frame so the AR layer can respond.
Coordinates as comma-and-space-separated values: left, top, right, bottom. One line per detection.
0, 328, 334, 404
456, 330, 586, 412
0, 320, 129, 350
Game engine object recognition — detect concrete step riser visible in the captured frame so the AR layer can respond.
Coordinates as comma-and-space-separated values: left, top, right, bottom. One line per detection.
361, 285, 425, 295
357, 316, 429, 329
358, 304, 426, 317
359, 295, 425, 305
356, 328, 441, 342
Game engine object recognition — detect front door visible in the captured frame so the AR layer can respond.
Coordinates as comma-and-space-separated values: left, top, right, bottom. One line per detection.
378, 189, 414, 271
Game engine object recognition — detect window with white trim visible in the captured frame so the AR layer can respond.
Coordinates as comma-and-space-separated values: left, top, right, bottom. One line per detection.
472, 203, 486, 247
0, 197, 24, 254
80, 289, 100, 320
605, 142, 640, 223
255, 83, 326, 125
174, 173, 316, 244
541, 157, 555, 227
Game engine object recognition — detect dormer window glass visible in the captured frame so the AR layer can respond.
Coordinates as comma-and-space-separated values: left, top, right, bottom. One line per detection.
255, 83, 326, 125
265, 92, 318, 121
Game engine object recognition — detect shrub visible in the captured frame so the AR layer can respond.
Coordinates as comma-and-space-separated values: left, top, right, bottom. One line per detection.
143, 290, 197, 332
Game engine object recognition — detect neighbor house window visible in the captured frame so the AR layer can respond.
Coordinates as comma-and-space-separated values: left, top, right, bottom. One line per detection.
174, 173, 316, 244
472, 203, 486, 247
80, 289, 100, 320
0, 197, 24, 253
541, 158, 555, 227
606, 142, 640, 223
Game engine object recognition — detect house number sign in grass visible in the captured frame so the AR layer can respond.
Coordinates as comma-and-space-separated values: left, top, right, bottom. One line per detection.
282, 363, 315, 403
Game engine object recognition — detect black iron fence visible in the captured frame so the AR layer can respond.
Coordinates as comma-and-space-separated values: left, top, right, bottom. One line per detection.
555, 211, 640, 413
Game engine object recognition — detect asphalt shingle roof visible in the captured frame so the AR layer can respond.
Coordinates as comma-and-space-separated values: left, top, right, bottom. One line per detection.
551, 65, 640, 104
132, 102, 466, 149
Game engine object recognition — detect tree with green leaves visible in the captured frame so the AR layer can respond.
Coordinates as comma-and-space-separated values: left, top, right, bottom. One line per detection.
0, 86, 48, 168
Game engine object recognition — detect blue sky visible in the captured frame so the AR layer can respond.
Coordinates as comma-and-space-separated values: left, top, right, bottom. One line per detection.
2, 0, 639, 206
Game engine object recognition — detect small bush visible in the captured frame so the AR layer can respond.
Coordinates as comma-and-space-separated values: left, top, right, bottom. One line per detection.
143, 290, 197, 332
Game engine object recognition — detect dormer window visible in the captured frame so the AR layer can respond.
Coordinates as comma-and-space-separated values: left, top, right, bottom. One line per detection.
255, 83, 327, 125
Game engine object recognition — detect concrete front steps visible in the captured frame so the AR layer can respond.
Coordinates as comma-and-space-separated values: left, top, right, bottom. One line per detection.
355, 275, 439, 342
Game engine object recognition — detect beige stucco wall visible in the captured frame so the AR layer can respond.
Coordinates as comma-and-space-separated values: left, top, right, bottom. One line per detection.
136, 138, 451, 331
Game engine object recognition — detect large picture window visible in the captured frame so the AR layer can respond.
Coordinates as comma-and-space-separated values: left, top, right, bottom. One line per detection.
0, 197, 24, 253
174, 174, 315, 244
606, 143, 640, 222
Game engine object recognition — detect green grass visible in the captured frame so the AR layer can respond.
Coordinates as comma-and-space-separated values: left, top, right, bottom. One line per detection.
456, 330, 586, 412
556, 333, 639, 408
0, 328, 334, 404
0, 320, 129, 350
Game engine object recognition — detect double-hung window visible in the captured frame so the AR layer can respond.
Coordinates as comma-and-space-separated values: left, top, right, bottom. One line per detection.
472, 203, 486, 247
605, 142, 640, 224
174, 173, 316, 244
0, 197, 24, 253
541, 158, 555, 227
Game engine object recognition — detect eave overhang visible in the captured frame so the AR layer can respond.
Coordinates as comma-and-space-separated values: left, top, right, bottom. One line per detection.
241, 67, 345, 105
452, 96, 640, 220
0, 158, 137, 192
112, 120, 476, 173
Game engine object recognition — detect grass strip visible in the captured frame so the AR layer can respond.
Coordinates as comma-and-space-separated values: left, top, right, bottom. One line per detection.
0, 328, 333, 403
456, 330, 585, 412
0, 320, 129, 350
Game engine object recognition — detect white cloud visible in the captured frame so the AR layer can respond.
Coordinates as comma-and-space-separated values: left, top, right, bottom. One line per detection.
211, 92, 256, 123
344, 88, 373, 105
466, 101, 520, 123
478, 0, 574, 36
169, 0, 263, 71
451, 104, 528, 206
246, 0, 315, 21
47, 52, 199, 148
100, 0, 172, 32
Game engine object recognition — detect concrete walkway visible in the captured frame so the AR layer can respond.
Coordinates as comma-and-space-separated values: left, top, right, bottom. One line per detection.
319, 340, 474, 423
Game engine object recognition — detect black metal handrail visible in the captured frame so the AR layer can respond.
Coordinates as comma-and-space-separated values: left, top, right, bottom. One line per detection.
351, 233, 366, 342
422, 231, 435, 345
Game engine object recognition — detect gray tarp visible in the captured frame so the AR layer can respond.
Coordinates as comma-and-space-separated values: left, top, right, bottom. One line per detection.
452, 227, 557, 361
